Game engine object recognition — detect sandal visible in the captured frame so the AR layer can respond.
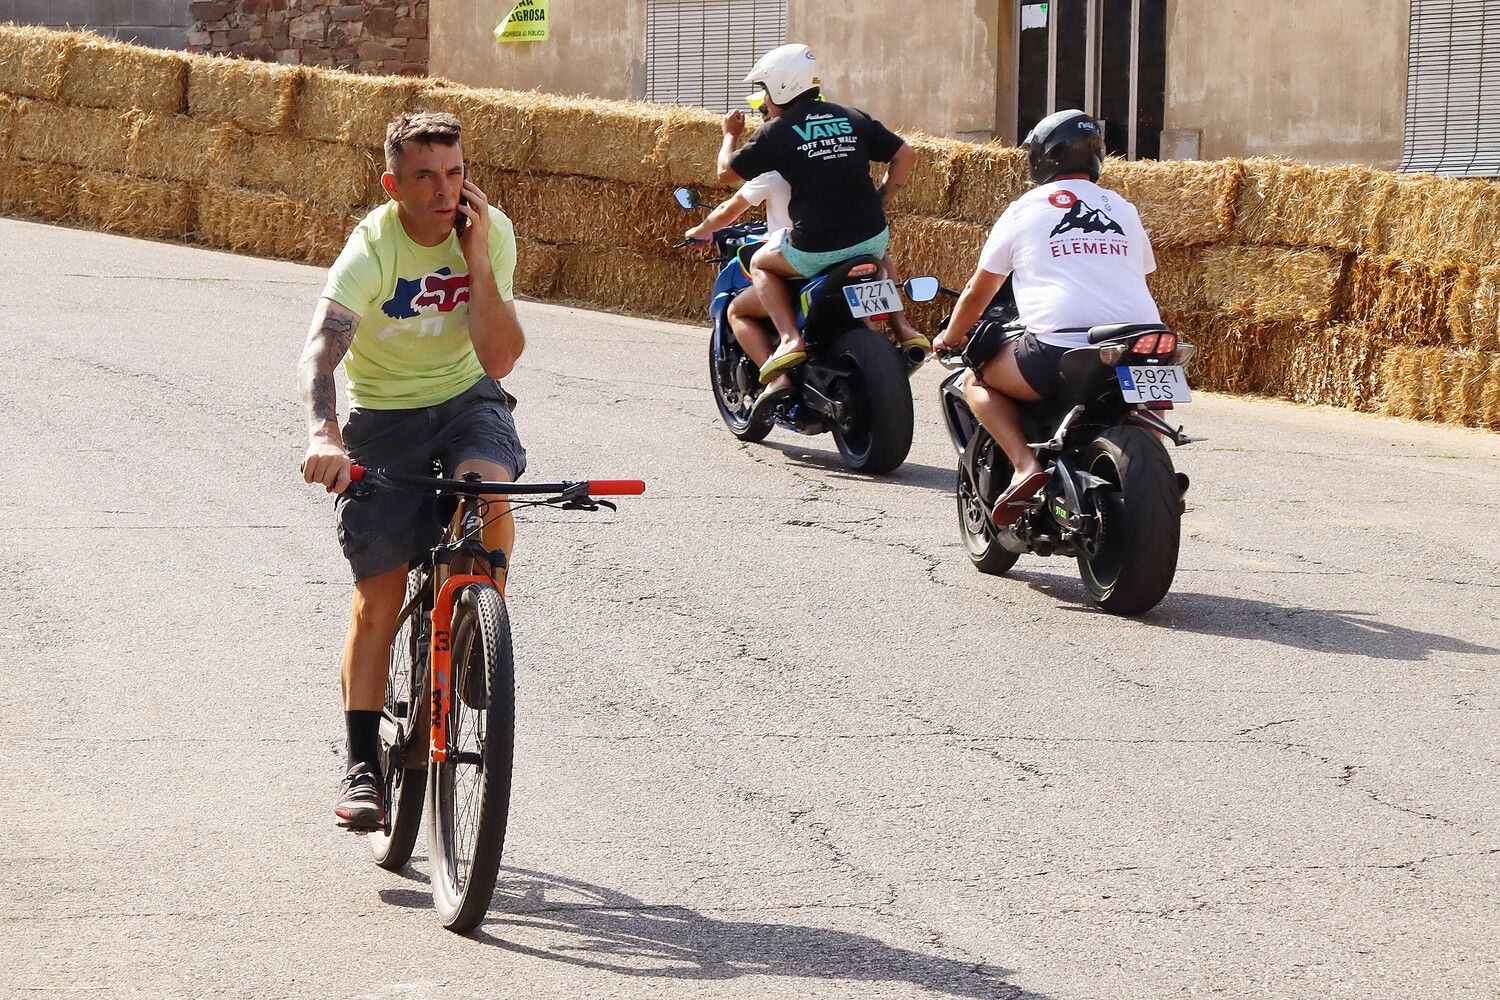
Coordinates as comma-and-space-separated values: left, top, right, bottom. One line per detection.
750, 378, 795, 422
758, 345, 808, 384
990, 470, 1050, 527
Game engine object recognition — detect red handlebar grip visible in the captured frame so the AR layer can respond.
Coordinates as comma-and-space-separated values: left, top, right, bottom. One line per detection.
349, 464, 366, 482
587, 479, 646, 496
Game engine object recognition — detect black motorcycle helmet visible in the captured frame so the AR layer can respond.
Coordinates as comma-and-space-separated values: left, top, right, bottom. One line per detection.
1023, 109, 1105, 184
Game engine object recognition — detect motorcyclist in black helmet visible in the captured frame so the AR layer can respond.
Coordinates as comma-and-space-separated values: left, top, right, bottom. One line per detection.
931, 110, 1163, 526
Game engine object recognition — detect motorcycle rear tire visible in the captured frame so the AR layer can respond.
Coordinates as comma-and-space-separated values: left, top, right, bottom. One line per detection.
709, 329, 772, 443
1077, 425, 1180, 615
827, 327, 914, 475
957, 463, 1020, 576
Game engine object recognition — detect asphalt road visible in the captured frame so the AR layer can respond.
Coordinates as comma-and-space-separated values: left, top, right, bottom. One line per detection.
2, 217, 1497, 999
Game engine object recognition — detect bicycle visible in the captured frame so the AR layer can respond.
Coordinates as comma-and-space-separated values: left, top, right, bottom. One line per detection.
343, 463, 645, 932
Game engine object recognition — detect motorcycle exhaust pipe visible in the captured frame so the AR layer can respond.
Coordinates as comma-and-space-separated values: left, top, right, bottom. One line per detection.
901, 345, 929, 366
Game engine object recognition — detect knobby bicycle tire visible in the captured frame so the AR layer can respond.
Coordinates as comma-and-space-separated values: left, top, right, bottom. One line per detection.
371, 569, 429, 871
427, 583, 515, 932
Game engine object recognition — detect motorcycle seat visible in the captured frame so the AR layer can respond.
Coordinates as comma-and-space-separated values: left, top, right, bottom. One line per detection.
1086, 322, 1171, 344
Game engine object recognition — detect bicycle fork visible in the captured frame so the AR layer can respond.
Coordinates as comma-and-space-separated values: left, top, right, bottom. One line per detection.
428, 575, 495, 765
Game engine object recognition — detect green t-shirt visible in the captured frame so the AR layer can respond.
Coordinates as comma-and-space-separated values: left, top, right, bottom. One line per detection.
321, 200, 517, 410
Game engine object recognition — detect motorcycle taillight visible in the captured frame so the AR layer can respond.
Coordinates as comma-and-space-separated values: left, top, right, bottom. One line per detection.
1131, 334, 1160, 354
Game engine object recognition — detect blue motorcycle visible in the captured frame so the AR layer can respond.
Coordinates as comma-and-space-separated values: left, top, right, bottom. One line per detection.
673, 188, 933, 475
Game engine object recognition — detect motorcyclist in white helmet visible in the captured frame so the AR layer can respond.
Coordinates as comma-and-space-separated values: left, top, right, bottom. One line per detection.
716, 43, 919, 413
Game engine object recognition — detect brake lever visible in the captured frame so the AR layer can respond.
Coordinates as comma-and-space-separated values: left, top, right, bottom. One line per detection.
556, 498, 617, 512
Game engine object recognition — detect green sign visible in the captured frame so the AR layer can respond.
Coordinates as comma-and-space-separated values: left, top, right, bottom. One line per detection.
495, 0, 549, 43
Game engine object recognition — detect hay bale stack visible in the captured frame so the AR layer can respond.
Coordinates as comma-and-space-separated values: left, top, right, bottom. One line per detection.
1345, 255, 1464, 345
652, 106, 727, 188
947, 141, 1030, 224
1199, 245, 1344, 324
883, 134, 961, 219
60, 37, 187, 113
888, 215, 987, 287
296, 70, 422, 148
554, 245, 699, 320
0, 160, 80, 222
0, 23, 75, 99
234, 133, 374, 205
187, 54, 303, 134
16, 100, 134, 171
419, 83, 538, 171
125, 114, 241, 184
1147, 249, 1210, 314
1103, 158, 1241, 249
0, 94, 17, 160
515, 237, 562, 299
194, 185, 353, 265
1233, 159, 1395, 252
525, 93, 668, 183
76, 170, 194, 241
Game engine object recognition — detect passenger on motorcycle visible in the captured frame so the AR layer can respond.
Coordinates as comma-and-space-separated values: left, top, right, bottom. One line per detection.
931, 110, 1162, 527
716, 43, 921, 412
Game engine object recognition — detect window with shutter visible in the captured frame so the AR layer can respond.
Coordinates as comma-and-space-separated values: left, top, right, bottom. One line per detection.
645, 0, 788, 113
1402, 0, 1500, 176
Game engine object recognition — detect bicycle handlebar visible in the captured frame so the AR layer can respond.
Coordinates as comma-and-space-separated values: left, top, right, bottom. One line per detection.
349, 464, 646, 497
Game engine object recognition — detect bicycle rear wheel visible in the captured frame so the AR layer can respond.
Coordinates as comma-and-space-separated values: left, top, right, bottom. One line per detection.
370, 568, 429, 871
427, 582, 515, 932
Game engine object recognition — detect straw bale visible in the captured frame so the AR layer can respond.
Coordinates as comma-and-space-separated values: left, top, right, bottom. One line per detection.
515, 237, 562, 299
1345, 254, 1463, 345
295, 69, 423, 147
16, 100, 133, 171
1101, 158, 1241, 249
887, 215, 987, 288
1367, 174, 1500, 266
1146, 249, 1210, 314
1448, 265, 1500, 352
186, 53, 303, 134
233, 134, 374, 205
415, 83, 537, 171
888, 134, 962, 219
652, 106, 727, 188
194, 185, 354, 265
1280, 324, 1384, 410
947, 141, 1030, 224
0, 24, 76, 99
1198, 245, 1344, 324
59, 37, 187, 113
0, 160, 80, 222
491, 170, 693, 253
124, 113, 240, 184
76, 170, 193, 241
528, 93, 669, 183
1233, 158, 1396, 252
0, 94, 17, 159
554, 245, 699, 320
1375, 346, 1500, 428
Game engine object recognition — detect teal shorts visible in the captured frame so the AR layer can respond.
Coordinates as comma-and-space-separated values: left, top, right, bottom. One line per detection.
781, 228, 890, 277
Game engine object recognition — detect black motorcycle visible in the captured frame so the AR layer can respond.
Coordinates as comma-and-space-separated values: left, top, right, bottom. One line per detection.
673, 188, 926, 475
934, 282, 1199, 615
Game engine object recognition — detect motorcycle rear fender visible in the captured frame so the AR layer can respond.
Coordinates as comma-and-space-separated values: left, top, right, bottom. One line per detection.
800, 255, 885, 337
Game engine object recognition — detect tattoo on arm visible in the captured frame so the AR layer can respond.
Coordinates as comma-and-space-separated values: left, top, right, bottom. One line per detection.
298, 301, 358, 427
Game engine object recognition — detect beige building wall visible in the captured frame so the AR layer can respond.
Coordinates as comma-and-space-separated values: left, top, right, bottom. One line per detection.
1164, 0, 1409, 168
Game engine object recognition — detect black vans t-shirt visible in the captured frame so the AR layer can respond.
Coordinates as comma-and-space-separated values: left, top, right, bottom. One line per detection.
729, 100, 904, 253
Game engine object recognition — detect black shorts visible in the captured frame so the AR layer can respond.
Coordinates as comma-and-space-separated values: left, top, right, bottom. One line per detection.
1011, 331, 1071, 397
334, 376, 527, 581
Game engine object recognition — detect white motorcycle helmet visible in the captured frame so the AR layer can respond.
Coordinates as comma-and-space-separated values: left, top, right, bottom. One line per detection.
744, 43, 821, 108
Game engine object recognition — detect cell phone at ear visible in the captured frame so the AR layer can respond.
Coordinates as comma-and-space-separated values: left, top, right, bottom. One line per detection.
454, 164, 469, 238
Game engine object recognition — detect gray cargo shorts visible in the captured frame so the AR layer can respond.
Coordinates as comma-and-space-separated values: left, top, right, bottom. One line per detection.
335, 376, 527, 581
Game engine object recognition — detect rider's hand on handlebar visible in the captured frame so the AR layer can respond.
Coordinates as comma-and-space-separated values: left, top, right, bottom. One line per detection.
302, 432, 353, 494
931, 329, 968, 356
683, 224, 713, 243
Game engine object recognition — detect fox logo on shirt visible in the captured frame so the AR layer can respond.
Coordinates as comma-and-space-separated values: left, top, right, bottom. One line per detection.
380, 267, 471, 320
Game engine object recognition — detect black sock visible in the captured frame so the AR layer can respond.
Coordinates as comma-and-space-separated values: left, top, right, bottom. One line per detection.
345, 710, 383, 772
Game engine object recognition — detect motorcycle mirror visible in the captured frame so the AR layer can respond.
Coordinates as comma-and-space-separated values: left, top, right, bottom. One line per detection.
674, 187, 702, 210
903, 276, 940, 303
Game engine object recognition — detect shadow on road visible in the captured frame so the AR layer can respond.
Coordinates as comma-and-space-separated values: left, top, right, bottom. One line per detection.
758, 440, 955, 493
1008, 569, 1497, 661
437, 867, 1040, 998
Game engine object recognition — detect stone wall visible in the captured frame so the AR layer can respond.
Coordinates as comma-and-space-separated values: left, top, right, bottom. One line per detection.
2, 0, 190, 49
186, 0, 428, 74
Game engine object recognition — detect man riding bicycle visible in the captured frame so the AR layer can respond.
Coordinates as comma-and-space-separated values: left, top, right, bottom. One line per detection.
716, 43, 920, 414
932, 110, 1162, 526
298, 111, 527, 831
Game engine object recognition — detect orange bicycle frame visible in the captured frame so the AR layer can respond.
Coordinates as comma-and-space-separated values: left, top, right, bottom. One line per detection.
429, 574, 495, 765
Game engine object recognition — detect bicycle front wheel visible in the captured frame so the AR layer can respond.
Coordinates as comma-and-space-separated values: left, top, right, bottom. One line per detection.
427, 582, 515, 933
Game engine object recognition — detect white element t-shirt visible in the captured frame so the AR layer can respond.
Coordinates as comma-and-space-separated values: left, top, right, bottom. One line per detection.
738, 170, 792, 234
977, 179, 1161, 349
